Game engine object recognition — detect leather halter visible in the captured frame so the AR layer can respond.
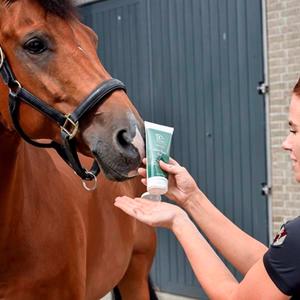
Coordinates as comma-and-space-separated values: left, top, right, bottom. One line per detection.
0, 46, 127, 184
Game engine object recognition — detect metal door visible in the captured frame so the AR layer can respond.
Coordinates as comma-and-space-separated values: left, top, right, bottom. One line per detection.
79, 1, 268, 298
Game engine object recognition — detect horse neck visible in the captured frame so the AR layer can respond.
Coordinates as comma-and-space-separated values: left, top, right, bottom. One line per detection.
0, 122, 21, 159
0, 125, 23, 237
0, 124, 23, 204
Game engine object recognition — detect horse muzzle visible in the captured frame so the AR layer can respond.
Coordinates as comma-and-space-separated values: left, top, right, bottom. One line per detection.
82, 113, 145, 181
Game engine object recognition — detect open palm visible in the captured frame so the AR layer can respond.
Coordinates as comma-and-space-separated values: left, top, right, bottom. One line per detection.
114, 196, 187, 229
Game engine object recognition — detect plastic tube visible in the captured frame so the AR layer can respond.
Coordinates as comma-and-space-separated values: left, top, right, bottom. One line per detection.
144, 121, 174, 195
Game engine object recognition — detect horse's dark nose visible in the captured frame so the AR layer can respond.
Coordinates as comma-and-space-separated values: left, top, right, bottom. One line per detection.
114, 125, 145, 161
116, 129, 132, 149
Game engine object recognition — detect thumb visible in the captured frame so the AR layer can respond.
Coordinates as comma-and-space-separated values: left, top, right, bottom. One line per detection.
159, 160, 182, 175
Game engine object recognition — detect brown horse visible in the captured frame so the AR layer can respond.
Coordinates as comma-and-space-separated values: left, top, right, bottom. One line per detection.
0, 1, 157, 299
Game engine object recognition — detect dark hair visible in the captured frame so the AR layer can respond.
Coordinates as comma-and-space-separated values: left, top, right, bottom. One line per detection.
38, 0, 75, 18
293, 78, 300, 97
5, 0, 75, 19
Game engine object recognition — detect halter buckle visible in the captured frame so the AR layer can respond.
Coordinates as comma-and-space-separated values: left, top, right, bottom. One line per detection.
61, 114, 79, 139
0, 47, 4, 70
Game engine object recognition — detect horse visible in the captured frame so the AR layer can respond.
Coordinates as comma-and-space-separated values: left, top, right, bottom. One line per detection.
0, 1, 157, 299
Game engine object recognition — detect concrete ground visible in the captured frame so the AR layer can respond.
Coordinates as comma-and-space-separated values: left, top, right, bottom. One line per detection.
101, 292, 198, 300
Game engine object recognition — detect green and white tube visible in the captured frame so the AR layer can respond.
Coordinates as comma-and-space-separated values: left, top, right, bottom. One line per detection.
144, 121, 174, 195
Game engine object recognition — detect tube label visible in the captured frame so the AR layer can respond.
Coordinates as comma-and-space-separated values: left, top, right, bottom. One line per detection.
145, 122, 174, 179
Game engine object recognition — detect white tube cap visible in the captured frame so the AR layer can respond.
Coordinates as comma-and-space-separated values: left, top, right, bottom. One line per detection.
141, 192, 162, 201
147, 176, 168, 195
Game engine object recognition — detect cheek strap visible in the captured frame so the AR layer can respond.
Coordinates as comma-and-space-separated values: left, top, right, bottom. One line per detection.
0, 46, 127, 184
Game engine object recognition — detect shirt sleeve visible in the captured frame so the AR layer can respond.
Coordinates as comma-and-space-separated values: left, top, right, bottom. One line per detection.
263, 217, 300, 296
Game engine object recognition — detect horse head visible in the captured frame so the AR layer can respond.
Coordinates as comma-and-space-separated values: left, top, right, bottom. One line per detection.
0, 0, 145, 182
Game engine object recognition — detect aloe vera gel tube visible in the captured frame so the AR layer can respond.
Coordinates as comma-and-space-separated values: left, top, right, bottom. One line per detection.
145, 121, 174, 195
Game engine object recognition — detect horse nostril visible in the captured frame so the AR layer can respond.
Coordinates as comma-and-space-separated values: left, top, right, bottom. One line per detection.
116, 129, 132, 148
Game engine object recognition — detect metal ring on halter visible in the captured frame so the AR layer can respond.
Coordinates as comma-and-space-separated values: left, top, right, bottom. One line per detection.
9, 80, 22, 97
82, 171, 98, 191
0, 47, 4, 70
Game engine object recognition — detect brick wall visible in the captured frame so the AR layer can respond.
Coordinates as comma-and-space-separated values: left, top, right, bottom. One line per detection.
267, 0, 300, 235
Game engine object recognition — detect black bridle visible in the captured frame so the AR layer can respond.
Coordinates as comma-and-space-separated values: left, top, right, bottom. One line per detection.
0, 46, 126, 186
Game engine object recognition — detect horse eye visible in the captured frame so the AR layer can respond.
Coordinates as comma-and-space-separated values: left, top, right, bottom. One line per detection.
23, 38, 47, 54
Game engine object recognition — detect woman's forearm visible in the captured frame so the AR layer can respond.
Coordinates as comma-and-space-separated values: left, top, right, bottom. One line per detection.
172, 216, 238, 299
183, 191, 268, 275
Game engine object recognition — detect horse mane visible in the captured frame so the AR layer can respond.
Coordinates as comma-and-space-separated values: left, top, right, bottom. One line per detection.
3, 0, 76, 18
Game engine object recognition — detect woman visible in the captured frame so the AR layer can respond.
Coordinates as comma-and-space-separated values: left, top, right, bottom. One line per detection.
115, 79, 300, 299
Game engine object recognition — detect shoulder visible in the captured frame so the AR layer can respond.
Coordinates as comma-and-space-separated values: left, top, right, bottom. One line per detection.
263, 217, 300, 296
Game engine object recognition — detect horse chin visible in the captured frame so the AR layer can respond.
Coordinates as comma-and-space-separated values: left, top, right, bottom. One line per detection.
93, 155, 138, 182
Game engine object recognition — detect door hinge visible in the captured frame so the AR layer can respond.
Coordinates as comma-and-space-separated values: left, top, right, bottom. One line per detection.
257, 82, 269, 95
261, 183, 271, 196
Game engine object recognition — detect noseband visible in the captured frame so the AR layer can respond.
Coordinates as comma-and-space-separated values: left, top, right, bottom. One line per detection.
0, 47, 126, 188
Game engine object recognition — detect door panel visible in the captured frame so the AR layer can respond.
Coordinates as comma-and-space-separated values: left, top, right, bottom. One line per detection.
80, 0, 268, 298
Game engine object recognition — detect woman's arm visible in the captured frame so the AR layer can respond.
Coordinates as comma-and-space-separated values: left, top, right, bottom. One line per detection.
157, 160, 268, 275
172, 215, 288, 300
172, 215, 239, 299
114, 197, 289, 300
183, 190, 268, 275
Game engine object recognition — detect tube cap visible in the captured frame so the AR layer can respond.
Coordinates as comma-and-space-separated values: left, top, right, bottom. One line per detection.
147, 176, 168, 195
141, 192, 162, 202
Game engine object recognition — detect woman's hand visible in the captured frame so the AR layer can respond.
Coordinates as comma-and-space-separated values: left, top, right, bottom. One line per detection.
138, 158, 200, 207
114, 196, 188, 229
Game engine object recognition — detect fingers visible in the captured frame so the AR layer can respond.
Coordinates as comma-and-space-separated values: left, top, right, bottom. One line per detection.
168, 157, 180, 166
138, 166, 147, 186
114, 196, 159, 221
138, 167, 146, 178
159, 160, 183, 175
142, 157, 178, 166
141, 156, 183, 176
115, 196, 155, 210
114, 196, 139, 218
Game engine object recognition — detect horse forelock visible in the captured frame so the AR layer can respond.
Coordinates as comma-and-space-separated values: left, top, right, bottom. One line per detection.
2, 0, 76, 19
36, 0, 76, 18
